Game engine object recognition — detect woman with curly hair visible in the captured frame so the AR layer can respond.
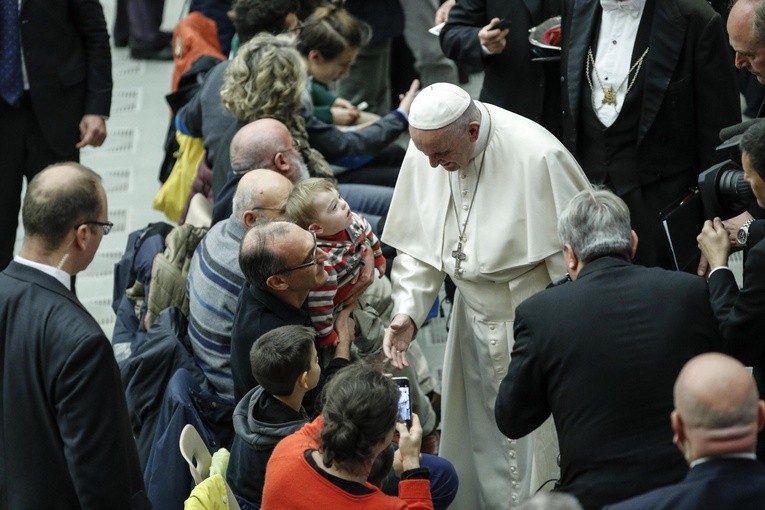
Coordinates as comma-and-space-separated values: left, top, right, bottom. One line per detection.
221, 32, 334, 180
262, 363, 434, 509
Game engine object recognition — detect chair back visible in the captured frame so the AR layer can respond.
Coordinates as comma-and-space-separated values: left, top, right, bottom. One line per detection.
180, 423, 212, 484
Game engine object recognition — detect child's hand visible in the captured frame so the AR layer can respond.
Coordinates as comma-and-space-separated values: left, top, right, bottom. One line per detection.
376, 260, 386, 278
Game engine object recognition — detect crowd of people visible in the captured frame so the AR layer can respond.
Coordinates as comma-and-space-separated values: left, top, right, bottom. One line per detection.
5, 0, 765, 509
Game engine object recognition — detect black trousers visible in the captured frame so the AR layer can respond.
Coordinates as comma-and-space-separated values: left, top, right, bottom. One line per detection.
0, 93, 78, 270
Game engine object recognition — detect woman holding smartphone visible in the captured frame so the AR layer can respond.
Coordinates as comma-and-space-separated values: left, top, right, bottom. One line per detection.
262, 363, 433, 509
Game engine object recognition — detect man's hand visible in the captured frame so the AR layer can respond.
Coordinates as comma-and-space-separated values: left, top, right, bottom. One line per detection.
435, 0, 456, 24
376, 260, 386, 279
333, 301, 356, 360
383, 314, 416, 369
76, 114, 107, 149
697, 218, 731, 272
723, 211, 754, 246
343, 248, 375, 305
479, 18, 510, 54
397, 79, 420, 114
395, 413, 423, 472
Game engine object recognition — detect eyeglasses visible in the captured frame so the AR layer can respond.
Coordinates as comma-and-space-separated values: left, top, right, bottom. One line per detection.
291, 138, 303, 151
251, 207, 286, 213
76, 220, 114, 235
276, 231, 318, 273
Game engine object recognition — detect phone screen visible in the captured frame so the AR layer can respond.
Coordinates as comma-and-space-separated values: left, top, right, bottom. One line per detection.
394, 377, 412, 428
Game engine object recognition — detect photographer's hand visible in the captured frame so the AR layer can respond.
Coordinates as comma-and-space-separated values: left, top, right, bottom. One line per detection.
697, 218, 731, 274
723, 211, 754, 246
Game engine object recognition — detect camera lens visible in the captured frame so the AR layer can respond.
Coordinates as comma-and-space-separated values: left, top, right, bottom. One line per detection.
718, 169, 755, 212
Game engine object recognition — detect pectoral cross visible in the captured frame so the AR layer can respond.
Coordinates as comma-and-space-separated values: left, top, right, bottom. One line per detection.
451, 240, 466, 279
602, 85, 617, 106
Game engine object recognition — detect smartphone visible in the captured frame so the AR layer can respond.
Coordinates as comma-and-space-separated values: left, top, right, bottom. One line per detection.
495, 18, 511, 30
393, 376, 412, 428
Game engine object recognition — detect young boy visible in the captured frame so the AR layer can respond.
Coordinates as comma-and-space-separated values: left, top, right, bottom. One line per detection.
286, 177, 386, 348
227, 325, 321, 509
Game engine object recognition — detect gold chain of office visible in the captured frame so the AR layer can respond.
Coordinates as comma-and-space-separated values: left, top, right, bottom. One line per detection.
585, 46, 649, 111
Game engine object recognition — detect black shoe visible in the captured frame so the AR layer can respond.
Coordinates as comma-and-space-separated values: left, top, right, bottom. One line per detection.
130, 44, 173, 61
114, 37, 128, 48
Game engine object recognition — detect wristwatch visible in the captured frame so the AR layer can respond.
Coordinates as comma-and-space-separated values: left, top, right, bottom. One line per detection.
736, 218, 755, 247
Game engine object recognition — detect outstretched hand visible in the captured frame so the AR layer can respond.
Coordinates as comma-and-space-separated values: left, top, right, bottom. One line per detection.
383, 314, 416, 369
397, 80, 420, 114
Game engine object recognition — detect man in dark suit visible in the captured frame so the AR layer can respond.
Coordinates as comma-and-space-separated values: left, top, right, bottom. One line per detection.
698, 121, 765, 461
560, 0, 740, 268
0, 163, 149, 509
439, 0, 563, 136
495, 188, 722, 510
0, 0, 112, 271
604, 353, 765, 510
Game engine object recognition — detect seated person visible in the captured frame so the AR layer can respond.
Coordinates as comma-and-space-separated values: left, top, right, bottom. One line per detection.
187, 169, 292, 402
296, 4, 418, 188
286, 178, 386, 348
262, 363, 434, 509
227, 325, 320, 509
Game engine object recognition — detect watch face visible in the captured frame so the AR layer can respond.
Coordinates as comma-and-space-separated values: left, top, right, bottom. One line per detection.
737, 228, 749, 246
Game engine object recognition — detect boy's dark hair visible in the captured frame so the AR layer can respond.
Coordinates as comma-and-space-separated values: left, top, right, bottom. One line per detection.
741, 121, 765, 180
250, 325, 316, 396
229, 0, 298, 43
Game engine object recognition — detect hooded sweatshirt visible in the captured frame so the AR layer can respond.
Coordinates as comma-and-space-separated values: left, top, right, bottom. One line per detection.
227, 386, 308, 507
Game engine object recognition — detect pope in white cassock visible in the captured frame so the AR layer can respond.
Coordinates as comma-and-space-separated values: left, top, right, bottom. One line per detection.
382, 83, 591, 509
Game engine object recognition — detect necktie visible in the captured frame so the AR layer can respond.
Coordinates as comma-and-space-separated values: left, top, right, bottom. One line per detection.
0, 0, 23, 106
600, 0, 643, 18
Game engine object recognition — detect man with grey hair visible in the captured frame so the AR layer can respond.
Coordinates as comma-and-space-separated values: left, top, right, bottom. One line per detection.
604, 353, 765, 509
495, 188, 722, 509
187, 169, 292, 401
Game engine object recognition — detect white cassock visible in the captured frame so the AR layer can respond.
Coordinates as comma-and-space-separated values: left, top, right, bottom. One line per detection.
382, 102, 591, 509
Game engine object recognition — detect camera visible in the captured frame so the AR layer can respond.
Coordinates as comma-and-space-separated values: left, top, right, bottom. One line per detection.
697, 119, 760, 219
697, 159, 755, 220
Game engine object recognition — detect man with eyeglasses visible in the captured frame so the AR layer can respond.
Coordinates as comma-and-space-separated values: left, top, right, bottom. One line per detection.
230, 221, 354, 414
187, 169, 293, 402
0, 163, 149, 509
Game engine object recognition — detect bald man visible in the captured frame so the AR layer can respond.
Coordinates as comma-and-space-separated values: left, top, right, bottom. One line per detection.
212, 119, 393, 232
0, 163, 148, 508
605, 353, 765, 510
187, 169, 293, 401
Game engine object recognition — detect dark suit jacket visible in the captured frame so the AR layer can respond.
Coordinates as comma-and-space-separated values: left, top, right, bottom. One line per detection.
603, 457, 765, 510
561, 0, 739, 192
495, 256, 722, 510
707, 237, 765, 459
19, 0, 112, 155
0, 262, 148, 509
440, 0, 563, 135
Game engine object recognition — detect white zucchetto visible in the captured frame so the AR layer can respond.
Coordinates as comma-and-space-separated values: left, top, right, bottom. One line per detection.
408, 82, 472, 130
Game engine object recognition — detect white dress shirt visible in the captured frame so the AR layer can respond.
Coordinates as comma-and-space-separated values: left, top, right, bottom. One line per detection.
590, 0, 647, 127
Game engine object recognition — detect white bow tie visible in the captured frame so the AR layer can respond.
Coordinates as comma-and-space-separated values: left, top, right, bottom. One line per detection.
600, 0, 644, 18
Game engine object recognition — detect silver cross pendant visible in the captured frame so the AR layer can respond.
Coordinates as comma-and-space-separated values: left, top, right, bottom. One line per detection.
452, 242, 466, 279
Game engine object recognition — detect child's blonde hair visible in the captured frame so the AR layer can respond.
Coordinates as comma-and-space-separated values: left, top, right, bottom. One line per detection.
285, 177, 338, 229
